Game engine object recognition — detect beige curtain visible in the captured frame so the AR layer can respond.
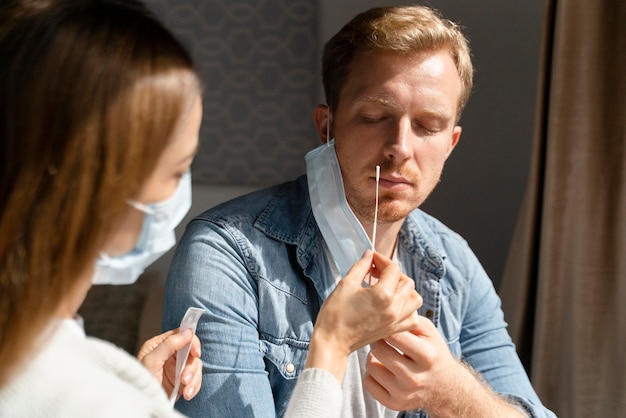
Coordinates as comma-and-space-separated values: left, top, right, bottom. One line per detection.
499, 0, 626, 417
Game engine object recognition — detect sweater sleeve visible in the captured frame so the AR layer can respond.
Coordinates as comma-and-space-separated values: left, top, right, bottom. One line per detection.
283, 368, 343, 418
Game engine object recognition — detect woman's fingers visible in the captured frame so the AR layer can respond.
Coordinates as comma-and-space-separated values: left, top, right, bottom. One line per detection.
137, 328, 202, 399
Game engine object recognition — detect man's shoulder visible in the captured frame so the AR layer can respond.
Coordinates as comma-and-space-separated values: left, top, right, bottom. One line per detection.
407, 208, 464, 242
189, 176, 313, 244
404, 209, 487, 287
405, 208, 472, 260
197, 175, 309, 221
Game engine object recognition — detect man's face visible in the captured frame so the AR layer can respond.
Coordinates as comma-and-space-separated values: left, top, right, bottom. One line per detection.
326, 49, 463, 226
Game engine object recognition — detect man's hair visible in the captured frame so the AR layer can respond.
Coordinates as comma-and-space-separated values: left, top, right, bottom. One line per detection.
0, 0, 200, 387
322, 5, 473, 120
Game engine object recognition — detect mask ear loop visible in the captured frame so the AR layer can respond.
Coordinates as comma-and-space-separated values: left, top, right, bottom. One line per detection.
126, 199, 154, 215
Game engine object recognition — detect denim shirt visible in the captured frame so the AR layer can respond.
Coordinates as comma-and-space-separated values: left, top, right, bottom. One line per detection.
163, 175, 555, 418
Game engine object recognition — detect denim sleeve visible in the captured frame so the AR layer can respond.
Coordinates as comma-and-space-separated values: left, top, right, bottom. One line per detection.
457, 242, 556, 418
162, 218, 277, 418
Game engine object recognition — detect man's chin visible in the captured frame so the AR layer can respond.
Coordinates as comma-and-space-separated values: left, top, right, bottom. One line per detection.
375, 201, 416, 223
348, 194, 418, 224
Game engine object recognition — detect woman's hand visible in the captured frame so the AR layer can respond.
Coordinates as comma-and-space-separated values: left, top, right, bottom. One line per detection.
305, 250, 422, 381
137, 328, 202, 401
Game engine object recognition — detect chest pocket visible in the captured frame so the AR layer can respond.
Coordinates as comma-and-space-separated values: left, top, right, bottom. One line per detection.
256, 267, 319, 378
260, 337, 309, 380
260, 337, 309, 416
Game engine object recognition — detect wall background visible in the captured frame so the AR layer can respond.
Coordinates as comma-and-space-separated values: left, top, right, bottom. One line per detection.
138, 0, 544, 341
147, 0, 320, 185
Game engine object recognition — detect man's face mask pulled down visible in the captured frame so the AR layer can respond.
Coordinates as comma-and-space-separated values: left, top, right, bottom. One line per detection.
92, 170, 192, 285
306, 138, 374, 278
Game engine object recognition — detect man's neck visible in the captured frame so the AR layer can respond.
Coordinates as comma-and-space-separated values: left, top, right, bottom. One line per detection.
362, 220, 403, 259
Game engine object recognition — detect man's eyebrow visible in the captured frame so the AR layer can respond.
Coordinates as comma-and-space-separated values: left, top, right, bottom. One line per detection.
419, 107, 453, 122
358, 95, 454, 121
357, 94, 399, 108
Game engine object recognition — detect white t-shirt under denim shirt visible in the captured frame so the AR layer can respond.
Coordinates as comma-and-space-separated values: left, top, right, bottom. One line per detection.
284, 243, 401, 418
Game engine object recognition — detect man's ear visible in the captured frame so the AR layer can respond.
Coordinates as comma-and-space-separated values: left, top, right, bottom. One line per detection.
313, 104, 330, 144
446, 126, 462, 158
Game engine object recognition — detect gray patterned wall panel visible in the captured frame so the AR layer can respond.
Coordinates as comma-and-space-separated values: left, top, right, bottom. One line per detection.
146, 0, 319, 186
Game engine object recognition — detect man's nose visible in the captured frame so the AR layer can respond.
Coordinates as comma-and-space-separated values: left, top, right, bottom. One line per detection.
383, 119, 412, 162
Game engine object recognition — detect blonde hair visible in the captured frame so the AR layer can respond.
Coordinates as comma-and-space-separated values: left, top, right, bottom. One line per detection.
0, 0, 200, 387
322, 5, 473, 120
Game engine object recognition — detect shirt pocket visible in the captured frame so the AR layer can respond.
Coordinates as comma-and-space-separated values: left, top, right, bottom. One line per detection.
256, 271, 317, 379
260, 336, 309, 380
259, 336, 310, 416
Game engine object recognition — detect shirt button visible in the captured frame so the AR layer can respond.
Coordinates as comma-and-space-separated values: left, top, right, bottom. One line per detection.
424, 309, 434, 319
285, 363, 295, 374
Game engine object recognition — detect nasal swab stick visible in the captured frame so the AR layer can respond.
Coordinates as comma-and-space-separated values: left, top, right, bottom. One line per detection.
372, 165, 380, 252
369, 166, 380, 285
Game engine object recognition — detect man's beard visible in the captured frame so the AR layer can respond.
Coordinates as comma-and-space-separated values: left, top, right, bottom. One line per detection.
345, 159, 437, 224
345, 173, 442, 225
348, 192, 417, 225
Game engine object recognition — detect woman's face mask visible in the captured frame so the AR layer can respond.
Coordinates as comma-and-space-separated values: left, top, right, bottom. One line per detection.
92, 170, 192, 285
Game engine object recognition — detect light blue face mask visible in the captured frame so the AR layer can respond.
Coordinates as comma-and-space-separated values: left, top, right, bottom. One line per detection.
92, 170, 192, 285
305, 139, 372, 277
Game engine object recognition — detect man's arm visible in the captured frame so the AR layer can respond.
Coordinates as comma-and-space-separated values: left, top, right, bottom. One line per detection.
456, 249, 555, 417
365, 321, 526, 417
364, 240, 555, 417
162, 218, 276, 417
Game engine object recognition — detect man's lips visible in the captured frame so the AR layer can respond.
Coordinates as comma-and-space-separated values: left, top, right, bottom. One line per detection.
376, 174, 412, 190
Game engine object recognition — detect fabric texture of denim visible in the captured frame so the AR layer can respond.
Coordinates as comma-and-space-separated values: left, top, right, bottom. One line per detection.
163, 175, 556, 418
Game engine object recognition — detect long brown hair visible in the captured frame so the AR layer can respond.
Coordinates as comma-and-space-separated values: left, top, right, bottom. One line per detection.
0, 0, 200, 387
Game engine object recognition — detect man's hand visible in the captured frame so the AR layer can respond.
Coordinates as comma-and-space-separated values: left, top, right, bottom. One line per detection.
364, 318, 525, 417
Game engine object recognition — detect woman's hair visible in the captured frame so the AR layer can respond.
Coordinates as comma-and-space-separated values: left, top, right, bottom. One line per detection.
322, 5, 474, 120
0, 0, 200, 386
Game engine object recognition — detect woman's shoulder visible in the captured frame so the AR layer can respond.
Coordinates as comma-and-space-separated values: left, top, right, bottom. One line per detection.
0, 321, 182, 417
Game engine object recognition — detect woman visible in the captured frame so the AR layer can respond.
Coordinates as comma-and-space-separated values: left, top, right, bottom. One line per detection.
0, 0, 202, 415
0, 1, 422, 417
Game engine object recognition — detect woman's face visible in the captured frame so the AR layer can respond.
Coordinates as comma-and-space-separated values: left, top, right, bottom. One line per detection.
103, 94, 203, 256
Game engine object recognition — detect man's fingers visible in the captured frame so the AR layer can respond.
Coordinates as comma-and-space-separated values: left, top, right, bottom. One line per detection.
378, 320, 440, 365
394, 312, 421, 334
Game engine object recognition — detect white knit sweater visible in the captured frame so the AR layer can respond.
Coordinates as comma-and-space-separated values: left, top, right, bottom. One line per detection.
0, 319, 184, 418
284, 367, 343, 418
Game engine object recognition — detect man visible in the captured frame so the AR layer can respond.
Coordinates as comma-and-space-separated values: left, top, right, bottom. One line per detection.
163, 5, 555, 417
